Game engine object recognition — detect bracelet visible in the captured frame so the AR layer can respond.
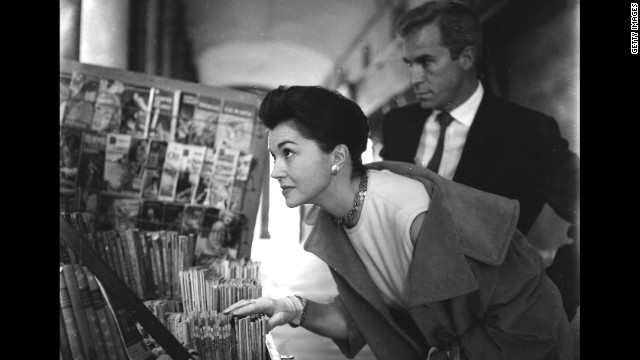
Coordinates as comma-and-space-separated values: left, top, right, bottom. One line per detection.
289, 295, 308, 328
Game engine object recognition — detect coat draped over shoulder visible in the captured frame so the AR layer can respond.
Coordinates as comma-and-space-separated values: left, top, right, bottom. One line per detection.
303, 161, 571, 360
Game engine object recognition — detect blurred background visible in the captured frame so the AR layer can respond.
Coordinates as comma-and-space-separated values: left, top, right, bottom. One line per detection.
60, 1, 579, 358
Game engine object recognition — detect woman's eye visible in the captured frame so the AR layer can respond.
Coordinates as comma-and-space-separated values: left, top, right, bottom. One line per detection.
284, 149, 294, 158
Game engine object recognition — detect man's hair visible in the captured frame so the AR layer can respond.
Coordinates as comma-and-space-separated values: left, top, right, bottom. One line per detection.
395, 0, 483, 61
259, 85, 370, 172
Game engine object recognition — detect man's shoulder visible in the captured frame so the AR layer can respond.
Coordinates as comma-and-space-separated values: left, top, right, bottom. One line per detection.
483, 93, 555, 124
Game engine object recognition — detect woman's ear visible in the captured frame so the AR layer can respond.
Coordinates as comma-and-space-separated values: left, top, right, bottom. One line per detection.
332, 144, 350, 168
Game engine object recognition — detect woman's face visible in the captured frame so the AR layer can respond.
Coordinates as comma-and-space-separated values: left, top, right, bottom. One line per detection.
268, 119, 333, 208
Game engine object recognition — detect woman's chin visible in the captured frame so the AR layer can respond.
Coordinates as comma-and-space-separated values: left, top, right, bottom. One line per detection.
284, 197, 302, 208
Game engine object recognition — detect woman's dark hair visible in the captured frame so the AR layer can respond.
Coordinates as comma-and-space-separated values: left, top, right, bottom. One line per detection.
259, 85, 370, 173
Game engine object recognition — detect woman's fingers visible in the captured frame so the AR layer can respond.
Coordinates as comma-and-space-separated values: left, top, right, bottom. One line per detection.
223, 297, 275, 317
265, 312, 291, 333
222, 299, 253, 315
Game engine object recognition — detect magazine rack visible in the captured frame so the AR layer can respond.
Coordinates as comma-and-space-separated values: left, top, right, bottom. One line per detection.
60, 59, 269, 259
60, 214, 194, 360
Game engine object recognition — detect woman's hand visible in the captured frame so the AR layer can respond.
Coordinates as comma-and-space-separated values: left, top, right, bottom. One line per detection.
223, 296, 304, 332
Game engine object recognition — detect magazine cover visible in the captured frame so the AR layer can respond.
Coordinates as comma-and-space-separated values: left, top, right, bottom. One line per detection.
140, 168, 161, 200
94, 193, 121, 230
114, 198, 141, 230
91, 78, 124, 134
119, 83, 152, 138
194, 207, 225, 262
182, 205, 204, 235
158, 142, 183, 201
191, 147, 216, 206
195, 208, 243, 263
121, 137, 149, 195
140, 140, 168, 200
207, 147, 240, 209
227, 181, 246, 213
139, 200, 164, 231
104, 133, 132, 194
147, 88, 176, 141
162, 203, 185, 232
63, 71, 100, 129
60, 73, 72, 125
188, 95, 220, 147
145, 140, 168, 170
208, 177, 232, 211
77, 188, 99, 231
212, 147, 240, 183
173, 92, 198, 144
60, 126, 83, 190
235, 153, 253, 182
175, 144, 206, 204
77, 131, 107, 191
214, 101, 256, 153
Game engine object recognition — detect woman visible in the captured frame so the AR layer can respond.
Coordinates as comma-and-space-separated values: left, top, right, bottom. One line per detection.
223, 86, 571, 360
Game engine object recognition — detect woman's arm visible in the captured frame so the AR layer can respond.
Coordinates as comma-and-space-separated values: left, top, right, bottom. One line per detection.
302, 299, 349, 340
223, 296, 349, 340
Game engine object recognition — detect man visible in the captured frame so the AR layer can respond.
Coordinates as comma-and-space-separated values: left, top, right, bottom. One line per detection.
380, 0, 580, 319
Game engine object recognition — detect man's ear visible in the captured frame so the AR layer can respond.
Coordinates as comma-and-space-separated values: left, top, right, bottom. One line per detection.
458, 45, 477, 71
332, 144, 350, 168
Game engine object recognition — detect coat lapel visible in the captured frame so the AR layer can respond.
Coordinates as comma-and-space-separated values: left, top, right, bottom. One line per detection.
303, 206, 391, 315
453, 91, 497, 183
365, 161, 518, 306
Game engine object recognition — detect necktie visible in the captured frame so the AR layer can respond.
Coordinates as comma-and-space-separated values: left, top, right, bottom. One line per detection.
426, 111, 454, 173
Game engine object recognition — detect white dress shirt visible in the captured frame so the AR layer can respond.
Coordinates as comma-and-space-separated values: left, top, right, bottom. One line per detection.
414, 82, 484, 180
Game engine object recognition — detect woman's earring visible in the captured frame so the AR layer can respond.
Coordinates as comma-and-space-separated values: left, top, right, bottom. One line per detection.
330, 164, 339, 175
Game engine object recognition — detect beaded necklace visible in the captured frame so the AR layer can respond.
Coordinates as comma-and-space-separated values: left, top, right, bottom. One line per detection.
333, 172, 368, 226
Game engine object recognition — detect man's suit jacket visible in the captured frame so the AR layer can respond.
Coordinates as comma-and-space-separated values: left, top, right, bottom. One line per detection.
380, 90, 579, 235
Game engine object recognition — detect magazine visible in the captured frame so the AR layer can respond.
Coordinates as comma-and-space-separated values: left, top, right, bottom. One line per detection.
227, 181, 245, 213
77, 131, 107, 191
215, 101, 256, 153
158, 142, 183, 201
182, 205, 204, 235
208, 147, 240, 210
140, 169, 161, 200
114, 198, 141, 230
162, 203, 185, 232
104, 133, 133, 194
60, 126, 83, 190
235, 154, 253, 182
173, 92, 198, 144
188, 95, 220, 147
148, 88, 176, 141
194, 207, 224, 261
175, 145, 207, 204
119, 83, 152, 138
139, 200, 164, 231
121, 137, 149, 195
94, 193, 121, 230
91, 78, 124, 133
191, 147, 216, 206
212, 147, 240, 183
63, 71, 100, 129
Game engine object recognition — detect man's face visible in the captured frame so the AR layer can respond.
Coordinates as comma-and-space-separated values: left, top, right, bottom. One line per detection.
402, 22, 468, 111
